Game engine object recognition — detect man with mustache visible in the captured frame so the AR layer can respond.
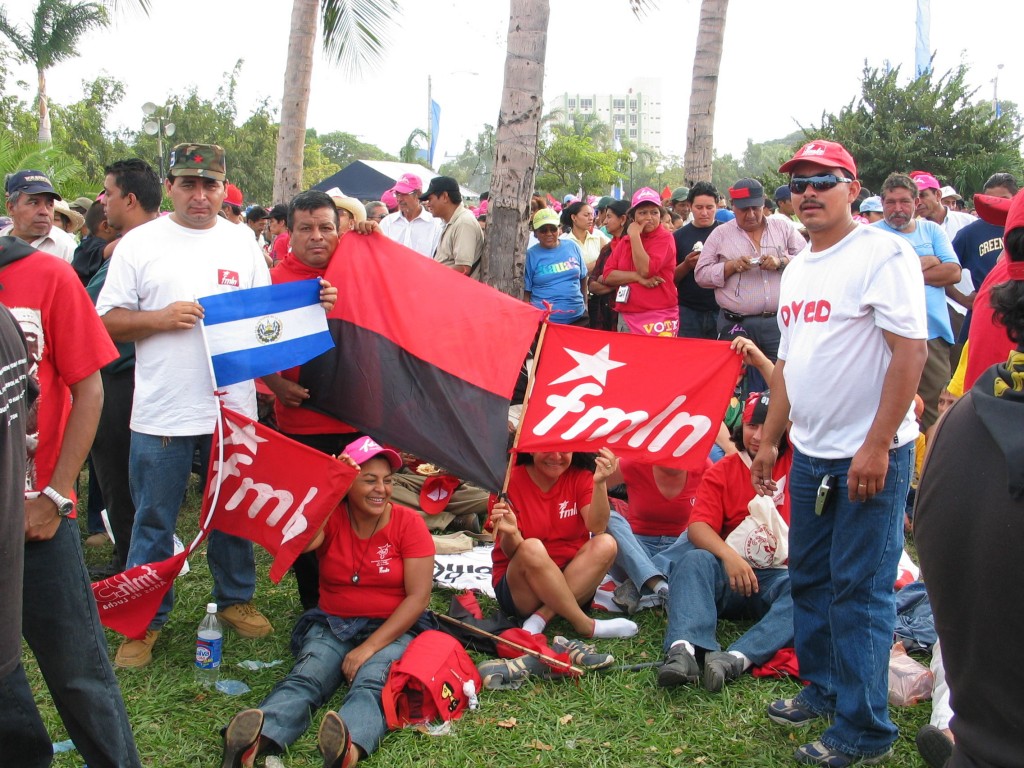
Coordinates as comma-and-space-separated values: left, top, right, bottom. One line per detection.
873, 173, 961, 440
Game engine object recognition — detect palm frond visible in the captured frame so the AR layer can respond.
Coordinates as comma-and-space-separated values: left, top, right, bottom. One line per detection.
32, 0, 109, 70
319, 0, 398, 74
0, 130, 85, 187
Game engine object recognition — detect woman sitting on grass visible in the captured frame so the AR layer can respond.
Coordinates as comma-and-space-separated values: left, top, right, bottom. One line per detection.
220, 438, 434, 768
489, 448, 637, 641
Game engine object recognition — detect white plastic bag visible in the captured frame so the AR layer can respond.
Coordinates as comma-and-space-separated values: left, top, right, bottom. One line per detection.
724, 495, 789, 568
888, 642, 933, 706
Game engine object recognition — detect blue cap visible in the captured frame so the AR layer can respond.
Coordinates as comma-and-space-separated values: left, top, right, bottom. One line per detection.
5, 170, 61, 200
859, 195, 883, 214
715, 208, 736, 223
774, 184, 791, 201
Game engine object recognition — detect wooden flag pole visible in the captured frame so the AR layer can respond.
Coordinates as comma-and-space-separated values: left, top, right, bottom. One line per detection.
435, 613, 583, 675
501, 320, 551, 496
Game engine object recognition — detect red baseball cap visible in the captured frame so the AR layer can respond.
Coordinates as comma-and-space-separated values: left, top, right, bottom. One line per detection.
392, 173, 423, 195
743, 391, 771, 425
419, 474, 461, 515
224, 183, 243, 207
779, 140, 857, 178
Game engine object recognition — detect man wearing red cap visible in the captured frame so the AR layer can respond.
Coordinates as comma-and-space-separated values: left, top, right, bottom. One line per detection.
379, 173, 441, 257
752, 140, 928, 766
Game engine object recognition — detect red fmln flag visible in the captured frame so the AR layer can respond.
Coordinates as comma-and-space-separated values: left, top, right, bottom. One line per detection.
302, 233, 544, 491
202, 406, 357, 582
93, 551, 190, 639
517, 323, 742, 469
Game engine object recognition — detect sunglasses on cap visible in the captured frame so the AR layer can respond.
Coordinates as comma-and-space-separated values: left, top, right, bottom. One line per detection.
789, 174, 854, 195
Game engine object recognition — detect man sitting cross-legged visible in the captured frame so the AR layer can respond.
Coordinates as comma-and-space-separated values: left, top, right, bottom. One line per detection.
658, 390, 794, 692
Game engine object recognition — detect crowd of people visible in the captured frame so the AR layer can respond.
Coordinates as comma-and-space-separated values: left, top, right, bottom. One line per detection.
1, 137, 1021, 768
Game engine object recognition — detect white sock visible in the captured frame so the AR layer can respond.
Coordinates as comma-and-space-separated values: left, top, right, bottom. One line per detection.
729, 650, 752, 671
522, 613, 547, 635
670, 639, 696, 656
591, 617, 638, 638
651, 578, 669, 597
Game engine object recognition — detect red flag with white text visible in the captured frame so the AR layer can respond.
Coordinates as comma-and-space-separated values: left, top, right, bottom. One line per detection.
202, 406, 357, 583
92, 551, 190, 639
517, 323, 742, 469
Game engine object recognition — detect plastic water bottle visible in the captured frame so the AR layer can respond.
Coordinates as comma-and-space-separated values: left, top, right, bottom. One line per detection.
195, 602, 223, 688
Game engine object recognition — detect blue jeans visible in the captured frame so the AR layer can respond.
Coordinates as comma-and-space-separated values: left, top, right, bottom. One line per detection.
128, 431, 255, 629
0, 663, 53, 768
607, 511, 694, 587
788, 444, 912, 758
678, 306, 718, 340
22, 517, 141, 768
259, 622, 412, 757
664, 549, 793, 662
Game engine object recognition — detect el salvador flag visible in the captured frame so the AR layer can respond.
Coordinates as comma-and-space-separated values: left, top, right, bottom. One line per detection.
199, 279, 334, 387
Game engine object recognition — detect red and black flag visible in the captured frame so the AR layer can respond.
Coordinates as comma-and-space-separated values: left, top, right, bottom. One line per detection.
302, 233, 543, 491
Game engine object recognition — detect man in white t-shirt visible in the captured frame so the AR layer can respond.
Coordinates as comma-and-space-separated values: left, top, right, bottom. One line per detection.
379, 173, 442, 257
97, 144, 274, 669
751, 140, 927, 767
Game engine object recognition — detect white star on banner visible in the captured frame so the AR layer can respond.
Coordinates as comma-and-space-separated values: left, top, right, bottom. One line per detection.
549, 344, 626, 387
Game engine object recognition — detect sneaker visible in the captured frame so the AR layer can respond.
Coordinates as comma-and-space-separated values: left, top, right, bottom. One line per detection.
702, 651, 744, 692
85, 532, 110, 548
552, 636, 614, 671
768, 697, 822, 728
317, 711, 355, 768
612, 579, 643, 615
114, 629, 160, 669
221, 708, 263, 768
657, 644, 700, 688
218, 603, 273, 639
915, 725, 954, 768
794, 740, 893, 767
478, 657, 533, 690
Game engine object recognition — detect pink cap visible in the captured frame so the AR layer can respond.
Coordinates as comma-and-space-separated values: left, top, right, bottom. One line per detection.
381, 188, 398, 211
392, 173, 423, 195
909, 171, 941, 192
779, 140, 857, 178
224, 183, 243, 206
343, 436, 402, 471
629, 186, 662, 213
475, 199, 489, 218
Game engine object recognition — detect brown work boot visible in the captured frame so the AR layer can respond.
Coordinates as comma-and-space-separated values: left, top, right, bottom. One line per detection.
114, 629, 160, 668
218, 603, 273, 638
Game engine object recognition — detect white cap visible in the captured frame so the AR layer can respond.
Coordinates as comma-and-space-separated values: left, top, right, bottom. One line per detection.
939, 185, 961, 200
207, 602, 218, 612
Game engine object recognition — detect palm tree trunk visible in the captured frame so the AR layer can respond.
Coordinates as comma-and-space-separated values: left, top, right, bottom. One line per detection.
274, 0, 317, 203
683, 0, 729, 184
37, 68, 51, 145
482, 0, 550, 298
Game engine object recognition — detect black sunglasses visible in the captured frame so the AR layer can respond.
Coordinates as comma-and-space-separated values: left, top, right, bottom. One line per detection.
536, 225, 559, 234
789, 175, 853, 194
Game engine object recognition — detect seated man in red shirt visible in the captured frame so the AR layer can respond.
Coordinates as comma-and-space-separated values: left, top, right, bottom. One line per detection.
657, 391, 794, 692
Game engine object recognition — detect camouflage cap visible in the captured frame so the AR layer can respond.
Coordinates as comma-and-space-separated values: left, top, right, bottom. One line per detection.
167, 143, 226, 181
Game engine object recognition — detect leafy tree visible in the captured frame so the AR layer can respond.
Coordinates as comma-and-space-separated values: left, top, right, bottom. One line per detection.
313, 129, 395, 169
49, 74, 132, 183
438, 124, 494, 192
809, 63, 1023, 194
398, 127, 431, 167
0, 129, 83, 194
0, 0, 109, 143
536, 134, 620, 198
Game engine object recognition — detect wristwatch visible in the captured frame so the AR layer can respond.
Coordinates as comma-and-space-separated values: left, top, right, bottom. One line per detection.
42, 486, 75, 517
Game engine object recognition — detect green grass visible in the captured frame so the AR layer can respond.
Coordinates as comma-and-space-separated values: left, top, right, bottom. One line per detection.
28, 473, 934, 767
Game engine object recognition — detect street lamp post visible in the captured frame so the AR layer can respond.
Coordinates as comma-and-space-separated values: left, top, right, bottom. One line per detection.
992, 63, 1005, 117
656, 164, 665, 193
628, 151, 637, 198
142, 102, 176, 179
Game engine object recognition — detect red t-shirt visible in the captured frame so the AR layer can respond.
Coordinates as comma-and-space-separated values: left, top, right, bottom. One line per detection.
965, 255, 1014, 390
688, 449, 793, 539
271, 231, 290, 264
0, 253, 117, 500
317, 502, 434, 619
619, 457, 710, 537
602, 227, 678, 312
490, 464, 594, 586
269, 249, 355, 435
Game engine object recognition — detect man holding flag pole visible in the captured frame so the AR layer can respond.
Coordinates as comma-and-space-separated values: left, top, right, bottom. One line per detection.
96, 145, 334, 667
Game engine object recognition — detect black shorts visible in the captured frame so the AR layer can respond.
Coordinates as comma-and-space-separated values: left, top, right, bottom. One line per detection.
493, 573, 597, 621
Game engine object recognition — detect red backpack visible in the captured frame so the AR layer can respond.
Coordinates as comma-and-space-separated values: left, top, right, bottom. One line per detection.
381, 630, 482, 729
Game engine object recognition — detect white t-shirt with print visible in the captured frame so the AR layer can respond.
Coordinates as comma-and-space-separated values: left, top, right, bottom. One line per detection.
96, 215, 271, 435
777, 225, 927, 459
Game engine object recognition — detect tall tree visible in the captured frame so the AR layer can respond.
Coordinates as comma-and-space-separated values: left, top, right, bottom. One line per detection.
683, 0, 729, 184
0, 0, 109, 144
274, 0, 396, 203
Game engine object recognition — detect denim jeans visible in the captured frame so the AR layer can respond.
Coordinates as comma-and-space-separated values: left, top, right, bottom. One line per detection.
22, 517, 141, 768
787, 444, 912, 758
128, 431, 255, 629
0, 663, 52, 768
259, 622, 412, 757
664, 549, 793, 662
677, 306, 718, 340
607, 511, 694, 587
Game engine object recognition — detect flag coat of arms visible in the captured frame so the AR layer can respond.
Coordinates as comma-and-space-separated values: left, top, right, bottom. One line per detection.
200, 278, 334, 387
517, 323, 742, 469
202, 406, 358, 583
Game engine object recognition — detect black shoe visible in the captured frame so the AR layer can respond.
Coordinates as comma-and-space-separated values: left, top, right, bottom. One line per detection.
221, 708, 263, 768
702, 651, 744, 692
657, 644, 700, 688
916, 725, 953, 768
318, 711, 353, 768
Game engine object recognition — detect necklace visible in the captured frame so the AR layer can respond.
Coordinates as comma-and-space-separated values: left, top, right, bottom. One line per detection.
347, 502, 384, 584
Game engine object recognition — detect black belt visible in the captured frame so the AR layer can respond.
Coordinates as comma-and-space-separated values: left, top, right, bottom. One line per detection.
722, 310, 776, 322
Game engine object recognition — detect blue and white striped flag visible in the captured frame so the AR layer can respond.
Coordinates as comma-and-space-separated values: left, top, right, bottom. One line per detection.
199, 279, 334, 387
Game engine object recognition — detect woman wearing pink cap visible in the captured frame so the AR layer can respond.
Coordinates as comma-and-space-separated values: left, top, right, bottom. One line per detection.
599, 187, 679, 335
220, 437, 434, 768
